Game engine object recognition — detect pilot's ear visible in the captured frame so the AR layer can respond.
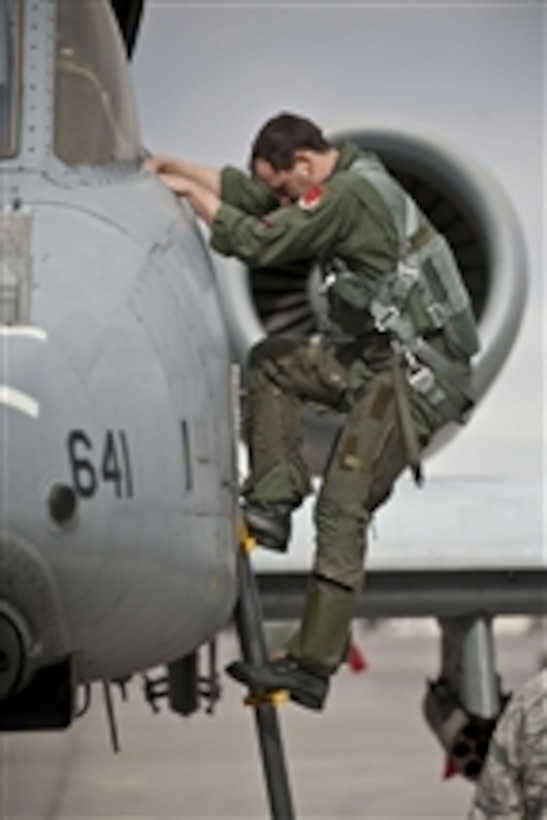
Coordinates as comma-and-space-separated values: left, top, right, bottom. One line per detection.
293, 151, 312, 176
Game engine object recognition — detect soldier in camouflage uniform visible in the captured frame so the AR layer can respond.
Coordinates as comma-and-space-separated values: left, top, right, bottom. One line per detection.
145, 113, 479, 710
469, 669, 547, 819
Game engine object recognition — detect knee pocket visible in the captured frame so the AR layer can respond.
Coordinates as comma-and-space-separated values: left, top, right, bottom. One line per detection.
313, 498, 369, 590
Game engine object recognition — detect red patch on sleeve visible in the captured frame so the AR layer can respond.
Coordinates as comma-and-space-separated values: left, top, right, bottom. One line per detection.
298, 184, 323, 210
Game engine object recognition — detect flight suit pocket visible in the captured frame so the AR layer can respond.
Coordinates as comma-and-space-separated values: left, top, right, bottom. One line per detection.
304, 341, 349, 411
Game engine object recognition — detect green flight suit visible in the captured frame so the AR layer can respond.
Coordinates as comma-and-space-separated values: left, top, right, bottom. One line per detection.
211, 143, 475, 678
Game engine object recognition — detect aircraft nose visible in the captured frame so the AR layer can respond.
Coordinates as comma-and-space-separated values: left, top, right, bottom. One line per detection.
0, 328, 78, 683
0, 327, 88, 533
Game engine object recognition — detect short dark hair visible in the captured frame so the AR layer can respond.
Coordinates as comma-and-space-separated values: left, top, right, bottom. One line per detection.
250, 113, 331, 172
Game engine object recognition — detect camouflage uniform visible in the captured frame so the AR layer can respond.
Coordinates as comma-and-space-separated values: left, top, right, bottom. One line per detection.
211, 142, 477, 678
469, 669, 547, 819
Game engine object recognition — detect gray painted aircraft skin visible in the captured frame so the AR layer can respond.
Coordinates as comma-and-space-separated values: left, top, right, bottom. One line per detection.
0, 0, 237, 700
0, 0, 544, 788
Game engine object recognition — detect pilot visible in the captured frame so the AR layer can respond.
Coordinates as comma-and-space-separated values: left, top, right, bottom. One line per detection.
145, 113, 479, 711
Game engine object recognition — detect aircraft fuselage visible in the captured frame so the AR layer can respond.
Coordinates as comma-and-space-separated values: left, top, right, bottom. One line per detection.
0, 0, 237, 699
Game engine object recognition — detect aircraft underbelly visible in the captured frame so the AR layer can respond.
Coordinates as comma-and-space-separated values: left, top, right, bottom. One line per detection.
72, 509, 237, 681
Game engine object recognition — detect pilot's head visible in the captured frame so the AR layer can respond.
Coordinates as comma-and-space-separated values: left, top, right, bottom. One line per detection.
250, 113, 337, 205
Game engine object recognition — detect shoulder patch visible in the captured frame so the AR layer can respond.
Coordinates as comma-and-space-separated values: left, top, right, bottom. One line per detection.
298, 184, 324, 210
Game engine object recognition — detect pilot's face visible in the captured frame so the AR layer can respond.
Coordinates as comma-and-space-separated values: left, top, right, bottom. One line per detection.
253, 157, 313, 206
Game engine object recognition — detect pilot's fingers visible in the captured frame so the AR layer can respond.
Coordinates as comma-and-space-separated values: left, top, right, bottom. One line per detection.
142, 155, 162, 172
143, 156, 181, 175
157, 172, 192, 195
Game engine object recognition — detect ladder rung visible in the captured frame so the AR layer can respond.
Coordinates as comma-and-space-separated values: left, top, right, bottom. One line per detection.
244, 690, 289, 708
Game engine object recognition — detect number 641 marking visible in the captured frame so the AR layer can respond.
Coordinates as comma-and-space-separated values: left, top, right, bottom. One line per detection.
67, 430, 133, 499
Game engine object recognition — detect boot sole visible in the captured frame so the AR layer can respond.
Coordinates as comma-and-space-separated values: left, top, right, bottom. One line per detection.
244, 511, 290, 553
289, 689, 326, 711
226, 663, 326, 711
245, 526, 288, 553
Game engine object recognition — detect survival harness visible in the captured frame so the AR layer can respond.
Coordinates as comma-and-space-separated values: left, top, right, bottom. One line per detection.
325, 152, 479, 427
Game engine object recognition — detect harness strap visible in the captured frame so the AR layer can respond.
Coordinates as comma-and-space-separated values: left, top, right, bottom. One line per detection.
391, 354, 423, 486
404, 195, 420, 245
407, 222, 436, 256
412, 337, 475, 402
370, 298, 474, 423
405, 363, 465, 424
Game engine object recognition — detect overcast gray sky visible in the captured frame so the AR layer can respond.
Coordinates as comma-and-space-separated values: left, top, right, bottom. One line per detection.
132, 1, 544, 483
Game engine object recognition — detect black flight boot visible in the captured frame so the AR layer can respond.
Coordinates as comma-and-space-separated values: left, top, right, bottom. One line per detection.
243, 501, 294, 553
226, 656, 329, 711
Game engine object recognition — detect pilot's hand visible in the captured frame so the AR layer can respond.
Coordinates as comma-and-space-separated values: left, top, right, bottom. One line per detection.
143, 155, 186, 177
157, 172, 194, 196
155, 174, 220, 224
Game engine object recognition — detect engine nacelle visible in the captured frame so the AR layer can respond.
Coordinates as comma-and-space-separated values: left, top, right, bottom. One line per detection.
212, 123, 527, 470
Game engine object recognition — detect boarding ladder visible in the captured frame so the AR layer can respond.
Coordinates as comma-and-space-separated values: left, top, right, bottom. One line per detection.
233, 521, 296, 819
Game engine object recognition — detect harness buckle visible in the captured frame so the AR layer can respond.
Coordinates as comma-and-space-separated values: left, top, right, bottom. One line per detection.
427, 302, 446, 327
407, 364, 436, 396
372, 302, 400, 333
